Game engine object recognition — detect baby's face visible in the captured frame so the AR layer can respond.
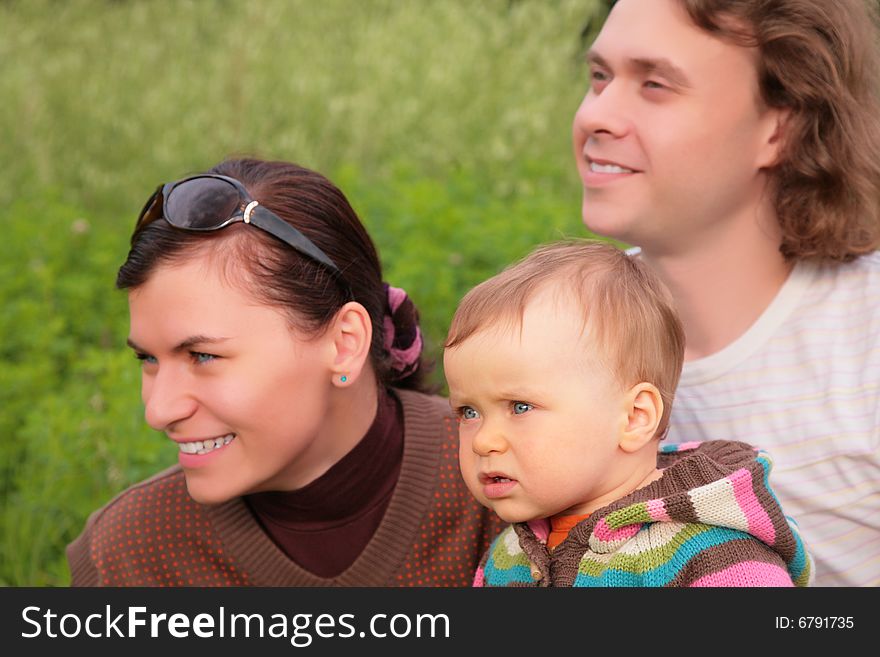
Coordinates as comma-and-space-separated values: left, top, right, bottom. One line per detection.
444, 289, 629, 523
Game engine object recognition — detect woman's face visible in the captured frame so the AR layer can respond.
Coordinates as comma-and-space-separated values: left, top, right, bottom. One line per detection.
127, 253, 342, 504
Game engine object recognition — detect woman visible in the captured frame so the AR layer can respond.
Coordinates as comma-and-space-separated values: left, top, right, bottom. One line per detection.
67, 158, 503, 586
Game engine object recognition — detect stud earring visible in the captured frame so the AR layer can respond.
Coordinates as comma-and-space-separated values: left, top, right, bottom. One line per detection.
340, 375, 348, 383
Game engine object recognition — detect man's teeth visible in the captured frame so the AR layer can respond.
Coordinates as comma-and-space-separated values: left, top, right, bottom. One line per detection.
179, 434, 235, 455
590, 162, 634, 174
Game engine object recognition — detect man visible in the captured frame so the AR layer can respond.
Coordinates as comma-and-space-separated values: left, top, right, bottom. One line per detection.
572, 0, 880, 586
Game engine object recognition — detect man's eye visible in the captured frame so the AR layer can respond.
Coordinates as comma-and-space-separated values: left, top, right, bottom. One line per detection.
512, 402, 533, 415
192, 352, 217, 364
590, 69, 611, 91
458, 406, 480, 421
644, 80, 666, 90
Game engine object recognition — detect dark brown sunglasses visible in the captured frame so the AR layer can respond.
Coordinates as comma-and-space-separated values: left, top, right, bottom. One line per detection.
135, 173, 342, 274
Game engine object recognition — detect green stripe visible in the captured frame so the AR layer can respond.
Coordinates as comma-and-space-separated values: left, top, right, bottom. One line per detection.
488, 528, 530, 570
794, 562, 812, 587
577, 523, 715, 576
604, 502, 651, 528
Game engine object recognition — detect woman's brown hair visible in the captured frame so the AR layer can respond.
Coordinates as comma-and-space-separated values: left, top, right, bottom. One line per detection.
117, 158, 431, 392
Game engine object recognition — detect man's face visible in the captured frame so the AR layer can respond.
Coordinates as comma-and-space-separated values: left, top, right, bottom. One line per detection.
572, 0, 781, 254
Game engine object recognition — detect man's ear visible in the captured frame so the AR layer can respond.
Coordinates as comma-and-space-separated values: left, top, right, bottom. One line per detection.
756, 107, 791, 170
619, 382, 663, 453
328, 301, 373, 386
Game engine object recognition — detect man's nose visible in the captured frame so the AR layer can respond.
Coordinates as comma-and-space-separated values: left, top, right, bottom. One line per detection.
572, 81, 632, 143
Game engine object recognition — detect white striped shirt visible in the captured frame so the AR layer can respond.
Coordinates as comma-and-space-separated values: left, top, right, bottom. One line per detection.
668, 252, 880, 586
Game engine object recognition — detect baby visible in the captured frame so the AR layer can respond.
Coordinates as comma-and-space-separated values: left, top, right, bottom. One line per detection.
444, 241, 812, 587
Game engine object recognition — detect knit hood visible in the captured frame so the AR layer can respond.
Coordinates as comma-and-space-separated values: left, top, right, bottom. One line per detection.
504, 440, 813, 587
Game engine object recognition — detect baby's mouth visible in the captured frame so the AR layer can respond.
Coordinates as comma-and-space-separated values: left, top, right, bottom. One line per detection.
479, 472, 516, 485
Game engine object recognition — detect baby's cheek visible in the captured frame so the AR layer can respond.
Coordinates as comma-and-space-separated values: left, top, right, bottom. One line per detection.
457, 453, 481, 498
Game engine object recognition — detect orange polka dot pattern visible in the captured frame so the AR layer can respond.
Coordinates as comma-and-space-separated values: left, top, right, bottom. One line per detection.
392, 417, 505, 587
74, 412, 504, 587
88, 473, 250, 586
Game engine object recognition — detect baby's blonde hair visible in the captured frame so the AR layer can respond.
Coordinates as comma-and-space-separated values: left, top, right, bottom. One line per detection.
446, 240, 685, 437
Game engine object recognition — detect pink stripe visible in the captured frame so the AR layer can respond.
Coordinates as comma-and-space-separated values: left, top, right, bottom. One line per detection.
646, 499, 670, 521
689, 561, 794, 587
473, 567, 485, 587
729, 469, 776, 545
675, 441, 702, 451
775, 459, 877, 488
673, 409, 877, 441
592, 518, 641, 543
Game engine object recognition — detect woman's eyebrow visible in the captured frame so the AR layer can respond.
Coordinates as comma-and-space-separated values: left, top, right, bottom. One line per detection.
125, 335, 230, 353
171, 335, 230, 352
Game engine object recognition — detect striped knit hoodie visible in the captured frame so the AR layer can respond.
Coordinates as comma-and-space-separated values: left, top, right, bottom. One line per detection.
475, 440, 813, 587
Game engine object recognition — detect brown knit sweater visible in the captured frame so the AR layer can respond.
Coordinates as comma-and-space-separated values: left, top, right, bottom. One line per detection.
66, 389, 504, 586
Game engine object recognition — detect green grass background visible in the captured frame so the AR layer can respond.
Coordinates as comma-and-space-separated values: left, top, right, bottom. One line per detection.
0, 0, 606, 585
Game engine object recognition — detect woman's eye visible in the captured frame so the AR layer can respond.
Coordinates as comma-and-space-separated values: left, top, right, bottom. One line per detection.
512, 402, 533, 415
459, 406, 480, 421
644, 80, 666, 90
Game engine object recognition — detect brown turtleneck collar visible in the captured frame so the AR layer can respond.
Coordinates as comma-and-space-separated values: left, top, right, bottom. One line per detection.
244, 387, 403, 577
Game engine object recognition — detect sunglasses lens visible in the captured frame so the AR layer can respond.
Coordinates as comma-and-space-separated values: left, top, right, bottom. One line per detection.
166, 177, 241, 229
135, 188, 163, 229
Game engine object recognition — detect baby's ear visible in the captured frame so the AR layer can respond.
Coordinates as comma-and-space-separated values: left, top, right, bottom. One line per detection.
619, 383, 663, 453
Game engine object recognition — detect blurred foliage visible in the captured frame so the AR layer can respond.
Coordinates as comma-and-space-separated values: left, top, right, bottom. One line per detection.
0, 0, 607, 585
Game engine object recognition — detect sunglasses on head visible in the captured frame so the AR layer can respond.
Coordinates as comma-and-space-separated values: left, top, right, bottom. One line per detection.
135, 173, 342, 274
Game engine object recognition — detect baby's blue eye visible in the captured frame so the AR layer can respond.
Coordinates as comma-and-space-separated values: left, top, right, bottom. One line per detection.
459, 406, 480, 421
512, 402, 533, 415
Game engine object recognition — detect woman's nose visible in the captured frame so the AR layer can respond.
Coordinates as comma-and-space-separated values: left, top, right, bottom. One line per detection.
142, 367, 198, 432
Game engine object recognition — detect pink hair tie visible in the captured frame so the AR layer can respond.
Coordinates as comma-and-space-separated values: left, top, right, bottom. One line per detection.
383, 283, 423, 379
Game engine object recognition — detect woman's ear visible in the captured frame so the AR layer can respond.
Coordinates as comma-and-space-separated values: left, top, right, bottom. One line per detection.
619, 382, 663, 453
329, 301, 373, 387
